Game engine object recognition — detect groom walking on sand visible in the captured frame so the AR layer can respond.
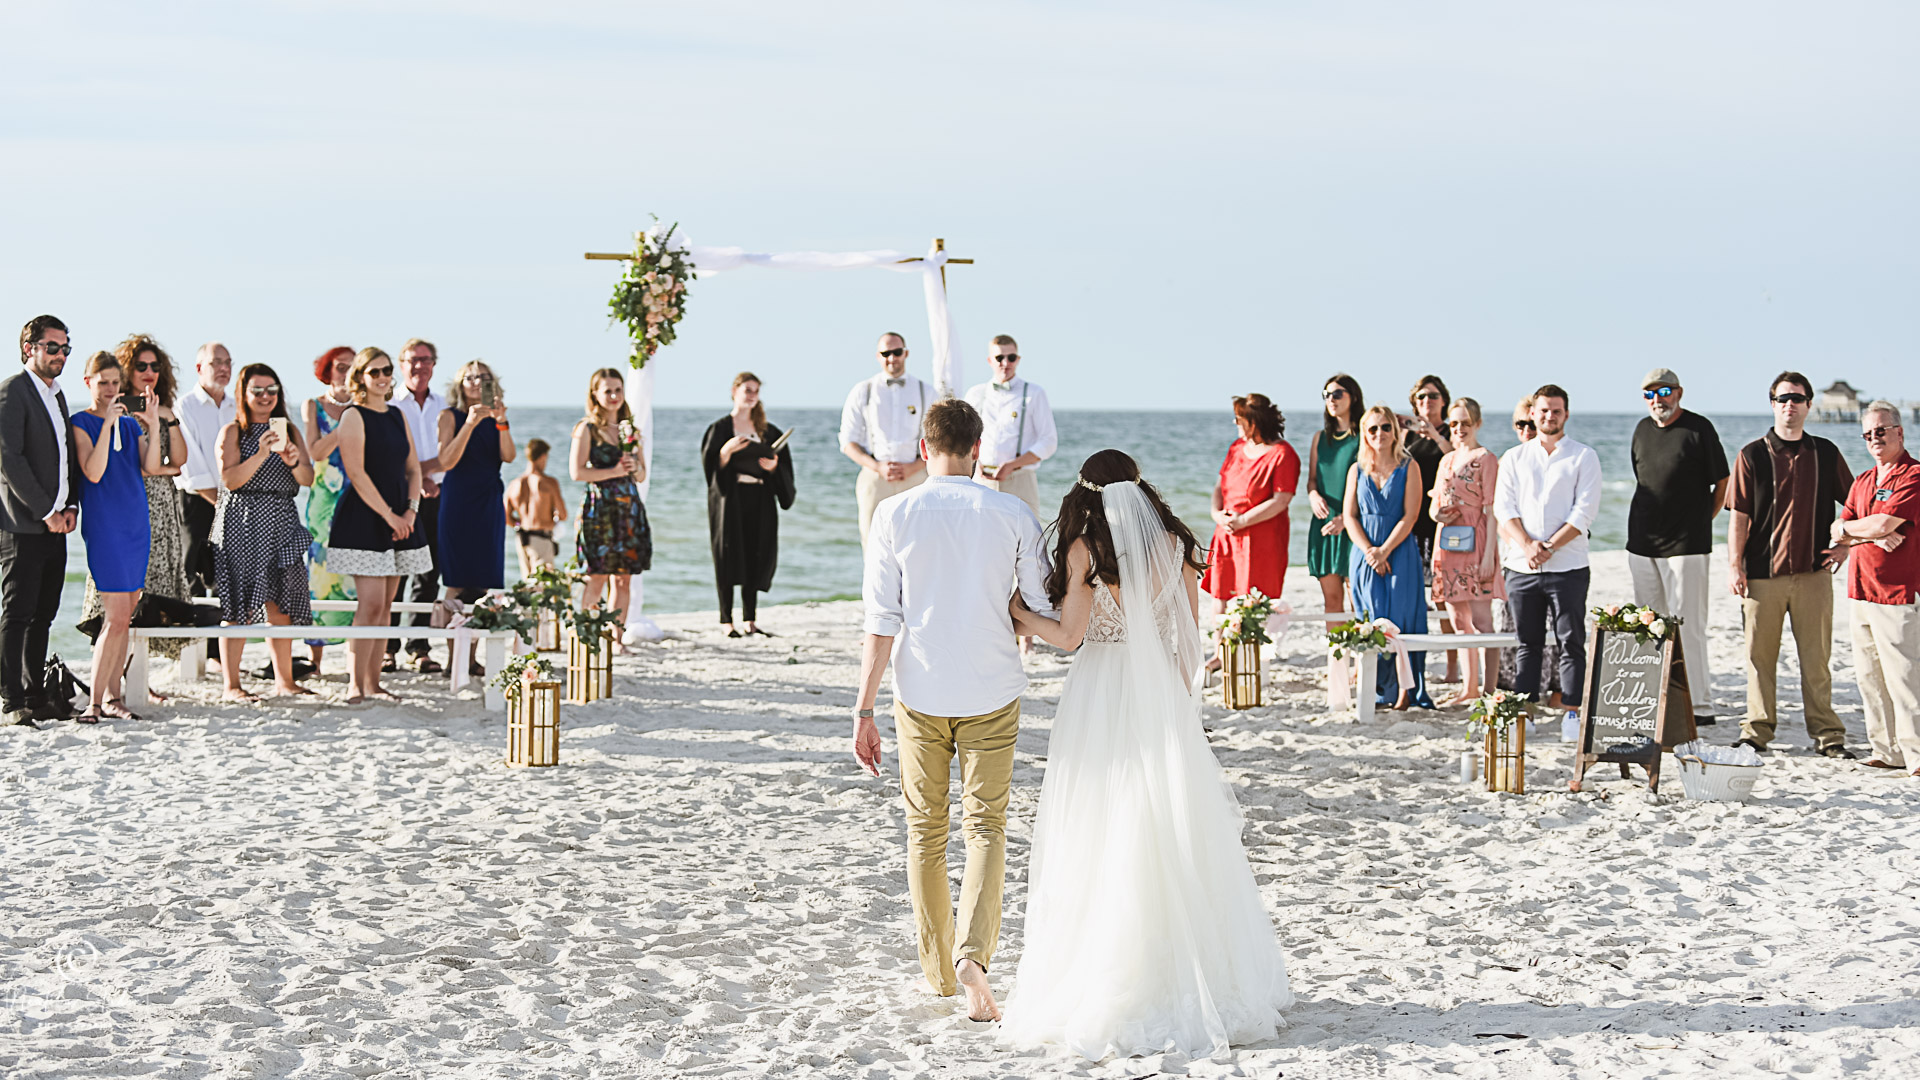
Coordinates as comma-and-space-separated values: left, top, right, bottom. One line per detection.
852, 397, 1055, 1022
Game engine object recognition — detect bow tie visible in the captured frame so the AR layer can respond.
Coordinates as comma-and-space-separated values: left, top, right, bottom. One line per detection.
885, 377, 905, 387
992, 382, 1013, 392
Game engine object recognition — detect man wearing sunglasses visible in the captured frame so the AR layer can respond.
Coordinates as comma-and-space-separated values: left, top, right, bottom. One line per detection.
1627, 368, 1729, 728
1727, 371, 1857, 757
0, 315, 84, 725
1832, 403, 1920, 774
963, 334, 1056, 518
175, 342, 237, 667
840, 332, 929, 548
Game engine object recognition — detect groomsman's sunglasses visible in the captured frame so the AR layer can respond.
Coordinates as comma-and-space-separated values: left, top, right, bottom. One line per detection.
993, 353, 1020, 363
1771, 392, 1811, 404
877, 349, 905, 359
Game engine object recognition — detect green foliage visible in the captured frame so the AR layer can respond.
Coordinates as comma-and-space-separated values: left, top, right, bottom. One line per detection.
607, 218, 695, 369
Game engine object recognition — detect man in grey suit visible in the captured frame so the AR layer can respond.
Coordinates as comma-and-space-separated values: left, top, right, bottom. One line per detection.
1, 315, 84, 725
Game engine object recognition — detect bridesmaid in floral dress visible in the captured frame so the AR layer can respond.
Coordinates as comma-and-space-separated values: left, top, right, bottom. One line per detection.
1430, 397, 1504, 705
302, 346, 358, 673
571, 368, 652, 652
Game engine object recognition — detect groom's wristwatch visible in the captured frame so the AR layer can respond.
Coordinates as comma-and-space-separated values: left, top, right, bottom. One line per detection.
855, 708, 874, 718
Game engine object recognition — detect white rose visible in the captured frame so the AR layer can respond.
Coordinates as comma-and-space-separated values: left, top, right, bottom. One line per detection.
1649, 619, 1668, 638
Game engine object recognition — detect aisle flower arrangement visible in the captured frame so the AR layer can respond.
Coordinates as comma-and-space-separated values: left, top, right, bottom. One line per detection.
1326, 617, 1391, 660
1466, 689, 1531, 794
1216, 589, 1276, 646
608, 218, 695, 369
1591, 602, 1682, 645
1465, 689, 1533, 739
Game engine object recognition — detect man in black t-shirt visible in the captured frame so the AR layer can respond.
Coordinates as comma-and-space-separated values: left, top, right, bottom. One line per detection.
1628, 367, 1730, 724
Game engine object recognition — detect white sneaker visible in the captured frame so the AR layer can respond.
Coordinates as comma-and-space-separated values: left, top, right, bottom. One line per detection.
1560, 710, 1581, 743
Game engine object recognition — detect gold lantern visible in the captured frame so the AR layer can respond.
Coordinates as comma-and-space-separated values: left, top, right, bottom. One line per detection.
507, 677, 563, 767
1221, 640, 1262, 710
567, 625, 615, 704
534, 608, 563, 653
1483, 716, 1526, 793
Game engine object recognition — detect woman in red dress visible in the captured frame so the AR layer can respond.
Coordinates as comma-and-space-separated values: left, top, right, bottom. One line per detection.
1204, 393, 1300, 609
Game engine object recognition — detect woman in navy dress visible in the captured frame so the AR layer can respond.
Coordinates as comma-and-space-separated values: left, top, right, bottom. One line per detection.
71, 351, 163, 722
1343, 406, 1433, 710
328, 348, 430, 703
435, 360, 515, 622
215, 363, 317, 701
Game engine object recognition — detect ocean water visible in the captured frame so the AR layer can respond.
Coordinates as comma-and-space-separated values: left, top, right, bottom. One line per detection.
49, 408, 1878, 657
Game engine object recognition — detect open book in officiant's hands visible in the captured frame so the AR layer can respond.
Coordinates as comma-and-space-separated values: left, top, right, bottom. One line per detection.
767, 428, 793, 454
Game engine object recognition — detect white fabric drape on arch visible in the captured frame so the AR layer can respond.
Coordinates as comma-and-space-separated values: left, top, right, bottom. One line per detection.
619, 236, 964, 640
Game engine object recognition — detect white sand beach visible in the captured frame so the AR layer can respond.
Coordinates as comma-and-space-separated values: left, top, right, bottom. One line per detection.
4, 549, 1919, 1077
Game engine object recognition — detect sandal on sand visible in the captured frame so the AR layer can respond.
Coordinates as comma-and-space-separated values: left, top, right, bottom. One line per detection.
223, 689, 260, 704
748, 627, 775, 638
370, 689, 403, 702
102, 699, 141, 721
1862, 758, 1903, 770
76, 706, 102, 725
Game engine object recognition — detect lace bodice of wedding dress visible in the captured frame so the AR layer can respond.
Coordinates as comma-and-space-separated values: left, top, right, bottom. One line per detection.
1084, 580, 1129, 643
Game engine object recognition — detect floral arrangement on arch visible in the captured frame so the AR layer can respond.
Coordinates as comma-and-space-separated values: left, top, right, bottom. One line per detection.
1217, 590, 1275, 646
1591, 602, 1682, 645
1326, 617, 1391, 660
607, 218, 695, 369
1465, 689, 1532, 741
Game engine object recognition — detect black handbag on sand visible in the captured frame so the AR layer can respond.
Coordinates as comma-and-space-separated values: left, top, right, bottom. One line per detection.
41, 655, 87, 717
76, 592, 222, 642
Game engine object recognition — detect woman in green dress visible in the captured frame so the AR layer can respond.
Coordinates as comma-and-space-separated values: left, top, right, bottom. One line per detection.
301, 346, 358, 673
1306, 373, 1363, 615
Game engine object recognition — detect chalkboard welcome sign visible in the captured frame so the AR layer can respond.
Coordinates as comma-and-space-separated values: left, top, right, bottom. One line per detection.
1571, 628, 1696, 793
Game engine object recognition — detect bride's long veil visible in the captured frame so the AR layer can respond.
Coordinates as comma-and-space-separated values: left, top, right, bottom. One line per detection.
1104, 480, 1205, 697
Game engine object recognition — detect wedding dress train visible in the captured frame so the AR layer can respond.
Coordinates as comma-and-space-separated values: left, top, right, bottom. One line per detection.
1001, 482, 1291, 1060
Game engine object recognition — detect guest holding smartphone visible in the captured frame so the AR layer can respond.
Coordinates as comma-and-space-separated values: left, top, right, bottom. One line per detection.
436, 361, 515, 646
71, 350, 162, 721
215, 363, 317, 700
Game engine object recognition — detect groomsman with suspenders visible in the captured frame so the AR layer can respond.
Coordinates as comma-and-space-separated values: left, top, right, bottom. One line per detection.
964, 334, 1058, 520
840, 332, 929, 548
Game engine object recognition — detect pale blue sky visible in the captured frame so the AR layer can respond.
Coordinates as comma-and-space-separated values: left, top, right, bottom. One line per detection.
3, 1, 1913, 413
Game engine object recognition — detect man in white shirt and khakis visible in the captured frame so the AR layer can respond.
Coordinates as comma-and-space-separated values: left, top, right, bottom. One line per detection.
963, 334, 1058, 519
840, 332, 929, 548
1494, 384, 1603, 735
852, 397, 1055, 1024
387, 337, 448, 673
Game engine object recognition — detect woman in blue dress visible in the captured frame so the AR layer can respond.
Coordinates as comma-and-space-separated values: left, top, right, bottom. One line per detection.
1343, 406, 1434, 710
71, 351, 164, 722
435, 360, 515, 637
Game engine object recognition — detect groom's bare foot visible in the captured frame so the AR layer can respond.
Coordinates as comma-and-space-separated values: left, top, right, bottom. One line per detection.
955, 959, 1000, 1022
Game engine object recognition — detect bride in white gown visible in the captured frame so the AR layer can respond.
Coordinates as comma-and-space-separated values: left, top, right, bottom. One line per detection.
1003, 450, 1292, 1060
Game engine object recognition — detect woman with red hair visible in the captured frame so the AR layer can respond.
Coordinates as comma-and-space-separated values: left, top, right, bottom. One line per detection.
299, 346, 357, 673
1202, 393, 1300, 608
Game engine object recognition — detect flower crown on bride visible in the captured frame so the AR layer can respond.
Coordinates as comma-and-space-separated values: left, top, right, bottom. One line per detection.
1077, 476, 1104, 493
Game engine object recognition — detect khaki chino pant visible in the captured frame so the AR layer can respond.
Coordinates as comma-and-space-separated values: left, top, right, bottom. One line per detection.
894, 698, 1019, 996
1739, 570, 1846, 749
1628, 552, 1713, 716
975, 467, 1042, 518
1851, 598, 1920, 768
855, 469, 926, 550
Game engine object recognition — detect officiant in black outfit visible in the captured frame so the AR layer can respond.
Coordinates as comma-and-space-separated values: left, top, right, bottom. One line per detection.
701, 372, 795, 637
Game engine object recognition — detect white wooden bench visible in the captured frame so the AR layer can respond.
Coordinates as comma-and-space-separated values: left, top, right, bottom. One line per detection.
173, 597, 486, 681
1343, 632, 1523, 723
128, 623, 519, 710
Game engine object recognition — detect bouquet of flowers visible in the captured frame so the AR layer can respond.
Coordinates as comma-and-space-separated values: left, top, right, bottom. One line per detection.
462, 590, 538, 646
1465, 688, 1532, 740
1216, 589, 1275, 646
1591, 602, 1682, 645
607, 218, 695, 369
617, 418, 643, 458
1326, 617, 1391, 660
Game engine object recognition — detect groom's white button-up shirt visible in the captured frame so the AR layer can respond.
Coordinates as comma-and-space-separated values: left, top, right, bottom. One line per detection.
864, 475, 1057, 717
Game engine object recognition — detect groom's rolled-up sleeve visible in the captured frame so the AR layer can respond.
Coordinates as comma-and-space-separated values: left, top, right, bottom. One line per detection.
1014, 511, 1058, 619
863, 509, 904, 637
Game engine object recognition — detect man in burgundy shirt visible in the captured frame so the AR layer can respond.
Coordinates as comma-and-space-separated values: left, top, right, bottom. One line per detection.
1832, 401, 1920, 774
1727, 371, 1856, 756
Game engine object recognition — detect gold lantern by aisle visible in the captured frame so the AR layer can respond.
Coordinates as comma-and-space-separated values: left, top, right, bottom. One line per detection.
1483, 716, 1526, 793
1221, 640, 1262, 710
534, 608, 563, 652
567, 625, 615, 704
507, 676, 563, 767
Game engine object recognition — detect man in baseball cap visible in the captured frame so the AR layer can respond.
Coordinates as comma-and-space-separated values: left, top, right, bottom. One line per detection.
1627, 367, 1730, 727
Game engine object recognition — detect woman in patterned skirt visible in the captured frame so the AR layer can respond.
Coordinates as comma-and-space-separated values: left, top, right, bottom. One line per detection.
571, 368, 652, 653
215, 363, 316, 701
329, 348, 431, 703
301, 345, 358, 672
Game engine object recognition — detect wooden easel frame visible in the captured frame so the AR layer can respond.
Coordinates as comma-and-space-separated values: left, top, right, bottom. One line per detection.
1570, 630, 1693, 793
